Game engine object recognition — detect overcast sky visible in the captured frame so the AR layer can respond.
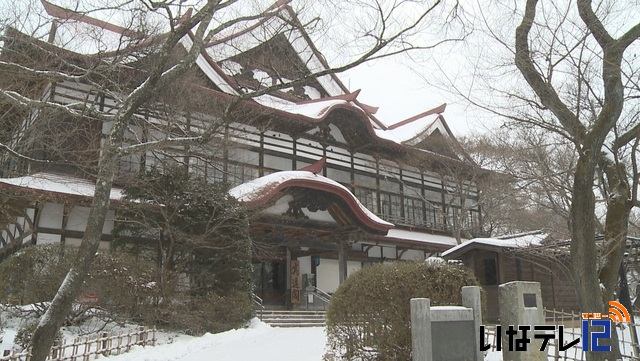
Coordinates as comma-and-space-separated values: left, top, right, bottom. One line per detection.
343, 59, 481, 137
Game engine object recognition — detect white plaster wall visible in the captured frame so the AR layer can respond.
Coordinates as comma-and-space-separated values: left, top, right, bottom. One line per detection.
317, 259, 362, 293
263, 195, 337, 223
38, 233, 61, 244
58, 206, 114, 234
103, 210, 115, 234
400, 249, 425, 261
26, 208, 35, 232
65, 238, 82, 247
299, 256, 312, 276
16, 217, 25, 233
328, 124, 346, 143
367, 245, 381, 258
67, 206, 90, 231
383, 245, 397, 259
39, 203, 64, 228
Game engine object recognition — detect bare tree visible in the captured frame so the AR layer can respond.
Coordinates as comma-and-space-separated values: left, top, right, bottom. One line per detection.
465, 128, 581, 239
0, 0, 467, 358
424, 1, 640, 358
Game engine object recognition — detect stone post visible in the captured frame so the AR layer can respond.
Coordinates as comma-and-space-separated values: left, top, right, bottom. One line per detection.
411, 298, 432, 361
499, 281, 545, 361
462, 286, 483, 361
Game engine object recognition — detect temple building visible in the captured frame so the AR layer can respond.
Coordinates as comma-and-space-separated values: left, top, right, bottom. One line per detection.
0, 0, 485, 307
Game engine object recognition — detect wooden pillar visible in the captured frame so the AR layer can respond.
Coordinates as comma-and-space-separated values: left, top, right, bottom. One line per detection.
285, 247, 292, 308
338, 240, 347, 284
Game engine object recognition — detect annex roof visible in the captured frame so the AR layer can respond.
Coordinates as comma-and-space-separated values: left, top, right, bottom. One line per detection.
441, 231, 549, 258
0, 173, 123, 201
381, 228, 462, 251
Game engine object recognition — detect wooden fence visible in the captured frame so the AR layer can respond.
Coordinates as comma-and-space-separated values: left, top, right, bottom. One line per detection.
1, 326, 156, 361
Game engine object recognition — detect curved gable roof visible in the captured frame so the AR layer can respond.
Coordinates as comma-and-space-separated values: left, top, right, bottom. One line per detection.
229, 170, 394, 234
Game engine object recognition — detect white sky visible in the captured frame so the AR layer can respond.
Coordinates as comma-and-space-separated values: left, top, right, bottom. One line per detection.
342, 58, 481, 136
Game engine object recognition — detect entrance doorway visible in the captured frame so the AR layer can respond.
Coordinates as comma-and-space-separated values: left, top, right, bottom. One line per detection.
252, 261, 286, 305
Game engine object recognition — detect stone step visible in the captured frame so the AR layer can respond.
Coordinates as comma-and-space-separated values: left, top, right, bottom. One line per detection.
262, 317, 326, 322
267, 322, 325, 328
262, 316, 326, 322
261, 310, 327, 314
259, 310, 327, 328
261, 312, 326, 317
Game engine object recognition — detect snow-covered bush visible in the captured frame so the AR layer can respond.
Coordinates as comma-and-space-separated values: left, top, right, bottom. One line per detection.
326, 261, 479, 360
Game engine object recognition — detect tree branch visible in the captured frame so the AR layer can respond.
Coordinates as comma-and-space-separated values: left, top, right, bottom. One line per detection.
515, 0, 586, 143
0, 142, 50, 164
575, 0, 613, 48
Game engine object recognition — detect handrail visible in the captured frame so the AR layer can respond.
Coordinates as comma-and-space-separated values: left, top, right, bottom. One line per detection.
304, 286, 331, 309
312, 287, 332, 303
252, 292, 265, 320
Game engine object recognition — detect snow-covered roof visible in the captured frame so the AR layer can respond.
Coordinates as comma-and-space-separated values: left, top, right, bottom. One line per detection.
229, 170, 393, 233
441, 231, 549, 258
384, 229, 460, 248
252, 95, 350, 119
206, 6, 348, 97
0, 173, 123, 201
249, 94, 450, 151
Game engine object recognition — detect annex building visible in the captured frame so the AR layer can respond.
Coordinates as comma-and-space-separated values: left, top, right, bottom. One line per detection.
0, 0, 484, 307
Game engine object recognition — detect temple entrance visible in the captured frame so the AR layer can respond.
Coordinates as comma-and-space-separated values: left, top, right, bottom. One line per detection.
252, 261, 287, 306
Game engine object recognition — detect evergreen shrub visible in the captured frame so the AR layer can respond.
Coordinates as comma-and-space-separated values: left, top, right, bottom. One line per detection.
326, 260, 479, 360
160, 289, 253, 335
0, 245, 167, 324
0, 244, 253, 334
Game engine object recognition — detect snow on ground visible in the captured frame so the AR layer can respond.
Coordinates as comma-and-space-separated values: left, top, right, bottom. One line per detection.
110, 319, 327, 361
110, 320, 508, 361
0, 304, 511, 360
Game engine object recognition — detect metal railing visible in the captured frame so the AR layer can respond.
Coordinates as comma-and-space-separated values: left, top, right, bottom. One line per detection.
303, 286, 331, 310
252, 292, 265, 320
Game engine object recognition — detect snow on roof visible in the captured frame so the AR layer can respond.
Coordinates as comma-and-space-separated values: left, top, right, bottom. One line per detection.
229, 170, 393, 227
384, 229, 460, 247
206, 6, 347, 97
252, 95, 458, 153
441, 231, 548, 258
253, 95, 350, 119
374, 115, 445, 144
0, 173, 123, 200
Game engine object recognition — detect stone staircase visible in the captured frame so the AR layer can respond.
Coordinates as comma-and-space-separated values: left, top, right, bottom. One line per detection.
260, 310, 327, 328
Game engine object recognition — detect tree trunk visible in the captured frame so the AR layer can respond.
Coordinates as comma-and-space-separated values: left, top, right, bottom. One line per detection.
569, 155, 615, 361
598, 161, 631, 300
29, 152, 118, 361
